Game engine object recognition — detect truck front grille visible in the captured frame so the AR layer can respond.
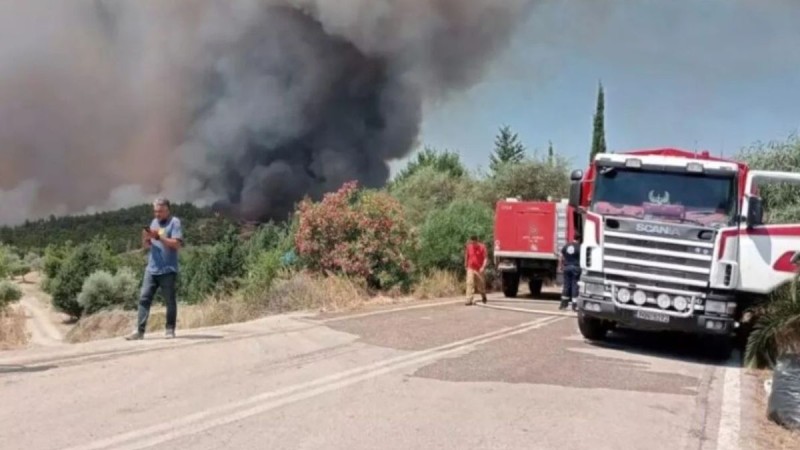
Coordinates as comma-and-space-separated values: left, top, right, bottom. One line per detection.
602, 232, 713, 291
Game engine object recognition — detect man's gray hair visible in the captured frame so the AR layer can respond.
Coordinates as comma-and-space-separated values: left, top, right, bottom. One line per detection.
153, 197, 171, 209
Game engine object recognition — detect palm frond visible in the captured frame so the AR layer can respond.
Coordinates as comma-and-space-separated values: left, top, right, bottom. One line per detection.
745, 277, 800, 369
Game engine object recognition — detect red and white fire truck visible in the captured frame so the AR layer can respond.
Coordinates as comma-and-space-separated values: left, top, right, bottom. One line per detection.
493, 198, 575, 297
569, 148, 800, 355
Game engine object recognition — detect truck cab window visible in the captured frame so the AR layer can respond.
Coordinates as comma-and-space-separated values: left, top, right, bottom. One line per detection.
591, 168, 737, 228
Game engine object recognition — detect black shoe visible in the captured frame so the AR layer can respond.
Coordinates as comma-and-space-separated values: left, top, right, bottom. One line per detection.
481, 295, 487, 304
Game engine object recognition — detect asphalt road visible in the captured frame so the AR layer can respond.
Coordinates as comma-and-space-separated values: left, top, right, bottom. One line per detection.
0, 295, 746, 450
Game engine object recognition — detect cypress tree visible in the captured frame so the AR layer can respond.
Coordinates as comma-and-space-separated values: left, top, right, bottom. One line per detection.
590, 82, 607, 161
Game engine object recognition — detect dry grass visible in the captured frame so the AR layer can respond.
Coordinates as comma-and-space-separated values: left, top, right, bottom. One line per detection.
0, 306, 29, 350
413, 270, 462, 300
66, 310, 136, 343
66, 271, 377, 342
746, 369, 800, 449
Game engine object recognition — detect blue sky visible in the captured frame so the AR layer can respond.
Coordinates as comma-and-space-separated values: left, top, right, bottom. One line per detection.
396, 0, 800, 174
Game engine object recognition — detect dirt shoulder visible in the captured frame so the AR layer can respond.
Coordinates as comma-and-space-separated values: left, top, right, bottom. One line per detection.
741, 369, 800, 449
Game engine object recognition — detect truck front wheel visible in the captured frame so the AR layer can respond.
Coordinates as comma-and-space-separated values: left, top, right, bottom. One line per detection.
502, 272, 520, 298
528, 279, 543, 297
578, 313, 610, 341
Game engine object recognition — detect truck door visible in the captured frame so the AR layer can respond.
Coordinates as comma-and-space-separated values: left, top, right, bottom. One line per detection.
737, 170, 800, 294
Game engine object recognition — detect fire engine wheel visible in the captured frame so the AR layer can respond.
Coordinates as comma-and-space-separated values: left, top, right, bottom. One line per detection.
577, 313, 609, 341
502, 272, 520, 298
528, 279, 543, 297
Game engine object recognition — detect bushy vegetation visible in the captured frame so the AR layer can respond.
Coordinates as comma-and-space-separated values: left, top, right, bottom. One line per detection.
77, 268, 139, 315
0, 203, 232, 254
49, 239, 117, 319
739, 135, 800, 367
296, 182, 414, 290
0, 280, 22, 309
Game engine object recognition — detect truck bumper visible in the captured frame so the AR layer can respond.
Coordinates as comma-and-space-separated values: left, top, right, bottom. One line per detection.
577, 296, 734, 335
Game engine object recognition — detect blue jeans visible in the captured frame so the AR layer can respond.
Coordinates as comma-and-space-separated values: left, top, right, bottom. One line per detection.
137, 272, 177, 334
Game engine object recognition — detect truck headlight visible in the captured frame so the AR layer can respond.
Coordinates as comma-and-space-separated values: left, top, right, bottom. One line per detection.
673, 296, 688, 311
632, 290, 647, 306
617, 288, 631, 303
656, 294, 671, 309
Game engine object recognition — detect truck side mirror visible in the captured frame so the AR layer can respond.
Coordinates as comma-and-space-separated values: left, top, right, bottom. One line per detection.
568, 170, 583, 209
746, 196, 764, 228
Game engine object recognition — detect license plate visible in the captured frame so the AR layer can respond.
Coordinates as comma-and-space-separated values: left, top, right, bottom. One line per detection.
635, 310, 670, 323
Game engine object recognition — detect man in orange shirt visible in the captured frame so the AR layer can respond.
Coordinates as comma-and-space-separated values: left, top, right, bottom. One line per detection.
465, 235, 488, 305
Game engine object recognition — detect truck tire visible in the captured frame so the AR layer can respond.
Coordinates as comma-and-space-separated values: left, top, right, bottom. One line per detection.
578, 313, 609, 341
528, 279, 543, 297
502, 272, 520, 298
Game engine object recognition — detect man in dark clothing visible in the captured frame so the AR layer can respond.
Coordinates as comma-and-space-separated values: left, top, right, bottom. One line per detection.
559, 236, 581, 310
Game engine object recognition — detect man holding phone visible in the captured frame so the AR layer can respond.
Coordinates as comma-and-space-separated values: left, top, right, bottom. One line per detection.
126, 198, 184, 340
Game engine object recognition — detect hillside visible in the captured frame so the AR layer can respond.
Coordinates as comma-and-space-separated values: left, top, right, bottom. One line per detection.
0, 203, 234, 253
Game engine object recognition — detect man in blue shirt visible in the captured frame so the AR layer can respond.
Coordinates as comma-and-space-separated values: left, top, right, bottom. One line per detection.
126, 198, 184, 340
559, 235, 581, 311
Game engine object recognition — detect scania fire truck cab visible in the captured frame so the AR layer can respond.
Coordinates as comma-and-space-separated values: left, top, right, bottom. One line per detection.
568, 148, 800, 355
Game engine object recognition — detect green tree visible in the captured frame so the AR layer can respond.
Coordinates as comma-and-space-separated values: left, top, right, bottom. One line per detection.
41, 243, 73, 294
489, 126, 526, 173
480, 156, 571, 206
416, 200, 493, 274
739, 134, 800, 222
392, 147, 466, 185
179, 226, 246, 304
50, 239, 116, 319
590, 82, 607, 161
390, 165, 476, 225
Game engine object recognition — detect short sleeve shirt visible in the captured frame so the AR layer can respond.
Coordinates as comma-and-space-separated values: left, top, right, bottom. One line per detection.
147, 216, 183, 275
561, 242, 580, 268
466, 242, 487, 271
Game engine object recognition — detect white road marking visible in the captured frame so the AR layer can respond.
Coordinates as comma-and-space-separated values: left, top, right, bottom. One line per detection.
64, 316, 563, 450
317, 298, 464, 323
476, 302, 576, 318
716, 351, 741, 450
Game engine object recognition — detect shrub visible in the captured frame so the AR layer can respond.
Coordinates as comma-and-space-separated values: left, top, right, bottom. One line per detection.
295, 182, 414, 290
745, 278, 800, 368
41, 243, 73, 294
242, 249, 282, 304
391, 165, 477, 225
50, 239, 116, 319
0, 280, 22, 309
417, 199, 493, 274
478, 157, 570, 207
77, 268, 139, 316
179, 227, 246, 304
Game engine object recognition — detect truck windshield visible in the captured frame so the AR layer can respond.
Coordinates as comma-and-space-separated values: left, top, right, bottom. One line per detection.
591, 167, 737, 228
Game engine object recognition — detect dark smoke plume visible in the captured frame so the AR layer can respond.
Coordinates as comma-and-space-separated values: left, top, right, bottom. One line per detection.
0, 0, 535, 224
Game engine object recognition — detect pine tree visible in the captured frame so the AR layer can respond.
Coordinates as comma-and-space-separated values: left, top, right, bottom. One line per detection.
590, 82, 607, 161
490, 125, 526, 173
547, 141, 555, 166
